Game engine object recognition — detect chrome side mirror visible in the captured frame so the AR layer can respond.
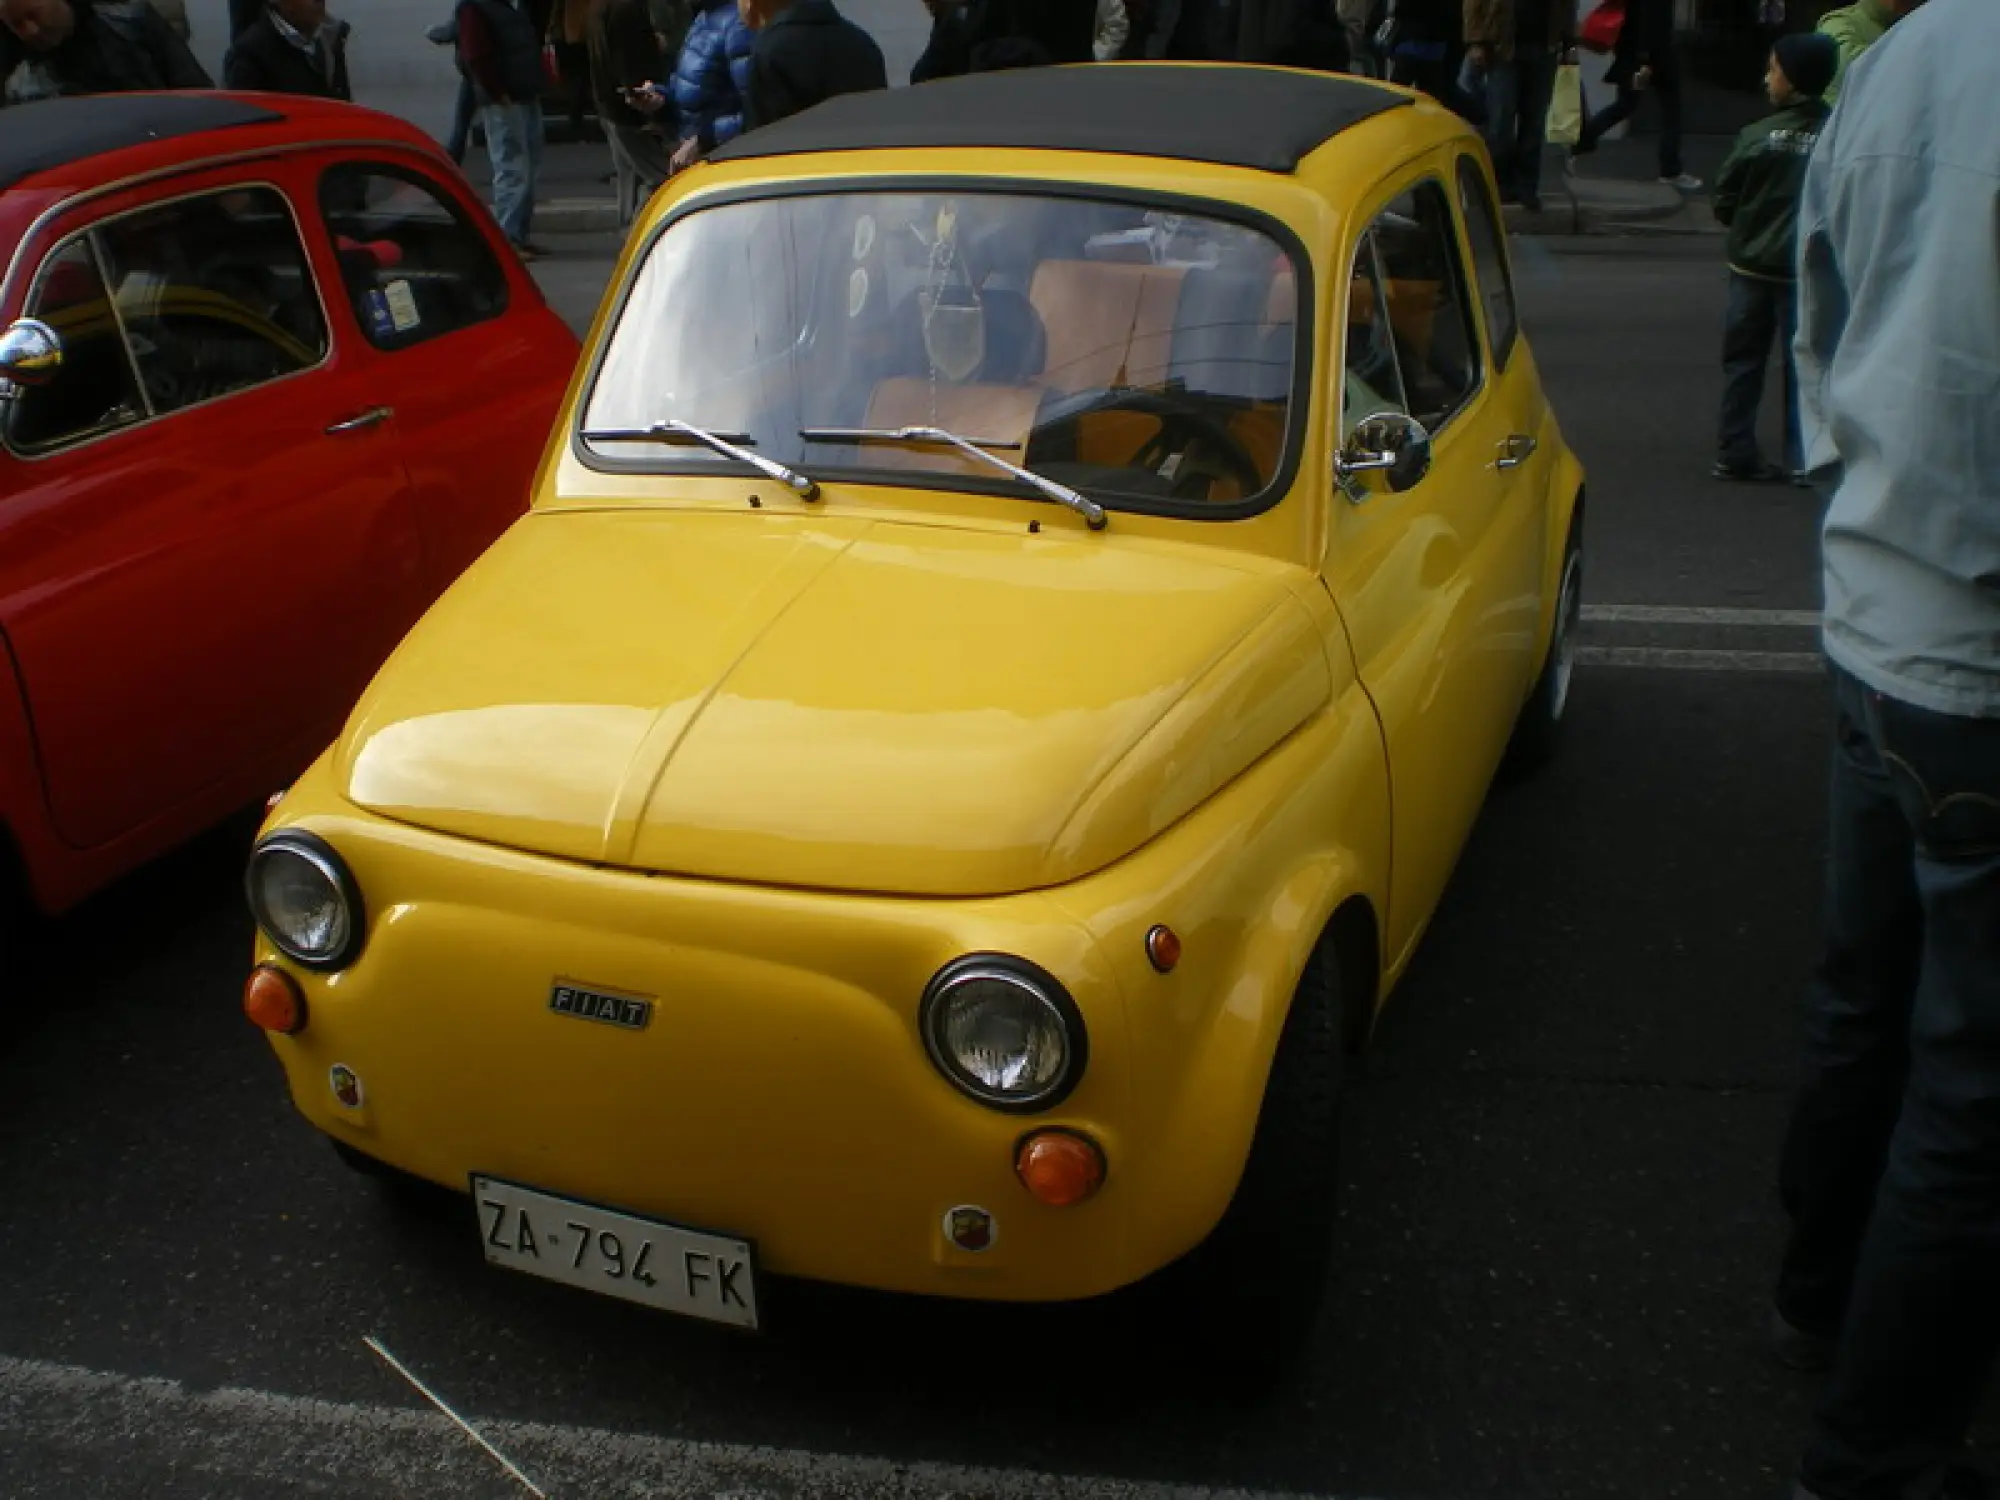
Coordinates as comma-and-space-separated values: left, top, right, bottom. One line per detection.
1335, 410, 1432, 499
0, 318, 62, 400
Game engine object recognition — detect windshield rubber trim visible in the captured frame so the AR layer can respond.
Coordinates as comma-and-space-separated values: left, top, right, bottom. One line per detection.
566, 173, 1315, 525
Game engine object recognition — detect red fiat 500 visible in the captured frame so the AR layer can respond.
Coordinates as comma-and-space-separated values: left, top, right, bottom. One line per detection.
0, 95, 579, 936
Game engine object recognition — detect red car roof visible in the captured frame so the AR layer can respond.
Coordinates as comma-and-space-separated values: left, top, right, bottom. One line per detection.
0, 92, 454, 277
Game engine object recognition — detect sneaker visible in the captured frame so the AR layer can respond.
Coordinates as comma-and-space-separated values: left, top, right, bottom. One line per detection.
1769, 1305, 1836, 1371
511, 240, 549, 262
1713, 458, 1786, 483
1790, 470, 1815, 490
1661, 172, 1704, 192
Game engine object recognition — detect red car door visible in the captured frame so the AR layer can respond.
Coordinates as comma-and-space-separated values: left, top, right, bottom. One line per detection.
0, 171, 428, 851
309, 156, 579, 597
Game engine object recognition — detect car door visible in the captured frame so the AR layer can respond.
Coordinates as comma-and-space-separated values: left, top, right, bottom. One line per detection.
0, 174, 427, 851
310, 157, 574, 596
1319, 161, 1546, 970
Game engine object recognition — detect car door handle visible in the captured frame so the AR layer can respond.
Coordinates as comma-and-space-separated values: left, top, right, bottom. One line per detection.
1492, 433, 1538, 470
326, 406, 394, 436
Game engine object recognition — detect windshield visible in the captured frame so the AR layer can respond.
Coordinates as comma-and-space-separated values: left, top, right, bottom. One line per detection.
581, 190, 1303, 513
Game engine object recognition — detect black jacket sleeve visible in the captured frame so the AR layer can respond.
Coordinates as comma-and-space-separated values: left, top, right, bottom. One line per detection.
221, 35, 270, 89
138, 5, 214, 86
911, 5, 972, 80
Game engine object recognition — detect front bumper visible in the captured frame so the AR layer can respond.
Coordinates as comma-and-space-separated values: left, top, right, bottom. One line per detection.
261, 784, 1151, 1303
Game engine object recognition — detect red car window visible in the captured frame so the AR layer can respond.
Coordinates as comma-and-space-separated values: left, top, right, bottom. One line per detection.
5, 239, 146, 453
319, 164, 510, 353
91, 187, 329, 416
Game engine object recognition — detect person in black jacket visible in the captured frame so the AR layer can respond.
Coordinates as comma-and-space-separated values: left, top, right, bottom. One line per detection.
910, 0, 1090, 80
1, 0, 209, 103
1571, 0, 1698, 189
224, 0, 352, 98
739, 0, 883, 128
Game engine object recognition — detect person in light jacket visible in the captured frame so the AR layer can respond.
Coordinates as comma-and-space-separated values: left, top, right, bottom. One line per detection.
1772, 3, 2000, 1497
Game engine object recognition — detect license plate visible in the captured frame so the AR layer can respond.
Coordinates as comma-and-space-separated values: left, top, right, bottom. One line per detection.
471, 1175, 759, 1330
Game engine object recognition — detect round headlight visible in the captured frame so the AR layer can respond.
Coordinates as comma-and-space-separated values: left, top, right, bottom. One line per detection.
921, 956, 1085, 1112
246, 832, 362, 970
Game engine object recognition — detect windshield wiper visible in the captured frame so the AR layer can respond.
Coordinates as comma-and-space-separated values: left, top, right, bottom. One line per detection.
799, 426, 1107, 531
581, 419, 820, 500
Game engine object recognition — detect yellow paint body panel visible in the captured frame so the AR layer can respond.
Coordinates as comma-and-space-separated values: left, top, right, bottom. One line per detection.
255, 73, 1582, 1302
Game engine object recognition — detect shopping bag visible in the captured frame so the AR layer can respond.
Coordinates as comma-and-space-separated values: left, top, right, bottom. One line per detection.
1579, 0, 1623, 53
1546, 60, 1583, 146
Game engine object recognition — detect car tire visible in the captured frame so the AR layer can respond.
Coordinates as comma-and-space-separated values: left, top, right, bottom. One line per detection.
329, 1139, 438, 1206
1155, 932, 1347, 1372
1504, 513, 1584, 775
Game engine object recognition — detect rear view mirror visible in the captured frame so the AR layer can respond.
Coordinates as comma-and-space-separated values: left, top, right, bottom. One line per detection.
0, 318, 62, 400
1335, 410, 1433, 500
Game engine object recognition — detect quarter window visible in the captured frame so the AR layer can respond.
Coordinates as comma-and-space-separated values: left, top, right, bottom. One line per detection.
91, 186, 329, 416
1342, 227, 1410, 441
4, 240, 146, 453
320, 165, 509, 351
1456, 156, 1519, 368
1351, 180, 1483, 436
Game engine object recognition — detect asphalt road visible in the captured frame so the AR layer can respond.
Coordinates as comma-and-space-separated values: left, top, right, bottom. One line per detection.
0, 233, 1904, 1500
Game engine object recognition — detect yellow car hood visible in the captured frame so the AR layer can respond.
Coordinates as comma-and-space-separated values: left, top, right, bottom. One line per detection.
337, 509, 1330, 897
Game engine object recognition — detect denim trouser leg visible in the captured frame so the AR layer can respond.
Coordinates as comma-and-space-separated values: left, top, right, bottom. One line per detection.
1781, 667, 2000, 1498
1719, 271, 1778, 467
1484, 54, 1555, 198
1509, 51, 1556, 200
482, 101, 543, 246
1776, 280, 1801, 472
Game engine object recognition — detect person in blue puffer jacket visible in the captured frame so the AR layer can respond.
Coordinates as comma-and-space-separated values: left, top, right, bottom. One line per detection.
666, 0, 753, 168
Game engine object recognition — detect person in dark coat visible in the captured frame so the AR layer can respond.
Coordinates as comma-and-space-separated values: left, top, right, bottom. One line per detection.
1, 0, 209, 103
224, 0, 353, 98
910, 0, 1090, 79
587, 0, 672, 198
1571, 0, 1698, 189
1374, 0, 1481, 121
738, 0, 883, 128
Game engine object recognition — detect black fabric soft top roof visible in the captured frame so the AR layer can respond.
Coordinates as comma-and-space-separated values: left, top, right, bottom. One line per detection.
0, 96, 285, 194
708, 66, 1412, 175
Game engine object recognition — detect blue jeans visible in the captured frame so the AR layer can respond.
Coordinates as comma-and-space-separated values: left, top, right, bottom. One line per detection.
481, 99, 544, 246
1778, 665, 2000, 1498
1718, 271, 1800, 472
1483, 51, 1557, 201
447, 77, 476, 163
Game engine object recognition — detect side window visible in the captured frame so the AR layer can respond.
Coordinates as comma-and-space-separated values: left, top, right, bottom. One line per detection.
1342, 227, 1410, 441
93, 187, 329, 417
1365, 180, 1483, 434
320, 165, 509, 352
4, 239, 147, 453
1456, 156, 1519, 368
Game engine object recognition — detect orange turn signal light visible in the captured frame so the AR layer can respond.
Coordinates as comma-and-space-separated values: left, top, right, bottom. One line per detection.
1015, 1129, 1106, 1207
1145, 923, 1181, 973
244, 964, 307, 1035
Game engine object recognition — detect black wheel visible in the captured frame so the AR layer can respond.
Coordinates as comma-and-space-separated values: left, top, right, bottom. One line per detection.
1150, 932, 1347, 1372
329, 1138, 441, 1207
1505, 513, 1584, 774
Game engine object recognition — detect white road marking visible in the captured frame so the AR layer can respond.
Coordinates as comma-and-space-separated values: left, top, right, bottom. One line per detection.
0, 1353, 1375, 1500
1581, 604, 1821, 628
1578, 646, 1824, 674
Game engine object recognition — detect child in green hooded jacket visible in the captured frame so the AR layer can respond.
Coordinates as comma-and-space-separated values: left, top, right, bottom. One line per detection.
1711, 29, 1836, 484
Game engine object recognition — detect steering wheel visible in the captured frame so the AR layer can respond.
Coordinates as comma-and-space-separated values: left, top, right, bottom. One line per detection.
1045, 387, 1266, 501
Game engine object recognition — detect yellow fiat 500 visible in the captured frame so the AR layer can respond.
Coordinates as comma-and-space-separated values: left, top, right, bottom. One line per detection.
244, 65, 1584, 1340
